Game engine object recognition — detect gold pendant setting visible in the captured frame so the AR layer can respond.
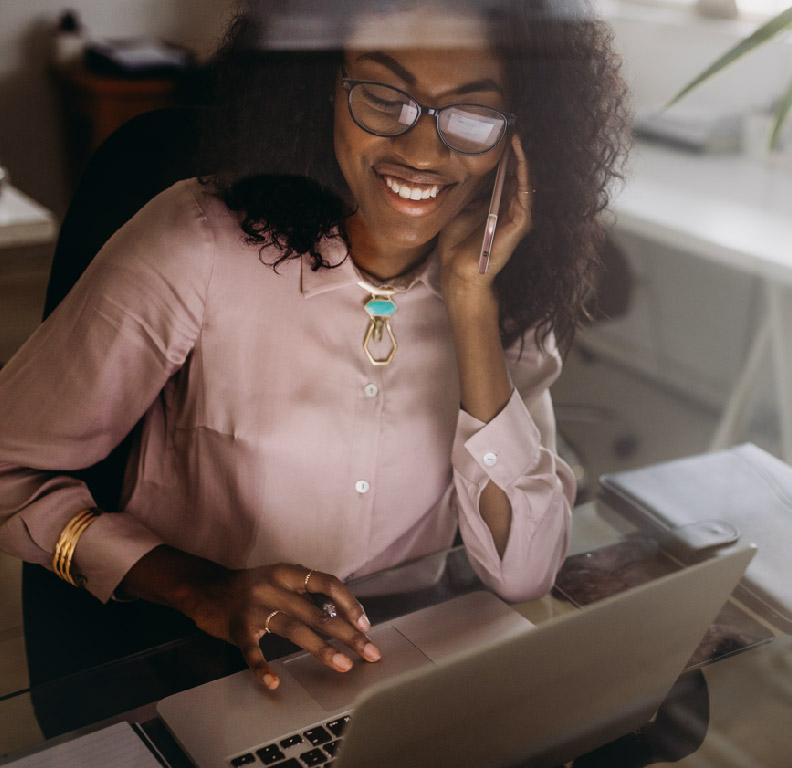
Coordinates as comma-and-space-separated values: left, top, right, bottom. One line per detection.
358, 281, 398, 366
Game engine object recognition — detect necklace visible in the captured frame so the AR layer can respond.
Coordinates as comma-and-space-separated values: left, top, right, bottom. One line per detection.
358, 280, 398, 366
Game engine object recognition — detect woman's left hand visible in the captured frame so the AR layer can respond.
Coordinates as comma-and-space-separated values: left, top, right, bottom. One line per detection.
436, 134, 533, 297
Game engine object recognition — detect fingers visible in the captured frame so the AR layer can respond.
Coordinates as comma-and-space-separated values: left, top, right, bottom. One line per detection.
263, 607, 380, 671
229, 564, 381, 689
302, 567, 371, 632
484, 134, 531, 266
268, 580, 381, 664
509, 134, 533, 228
511, 133, 532, 197
238, 630, 281, 690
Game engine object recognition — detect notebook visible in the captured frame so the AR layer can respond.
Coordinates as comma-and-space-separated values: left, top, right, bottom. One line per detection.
599, 443, 792, 630
157, 546, 755, 768
5, 722, 164, 768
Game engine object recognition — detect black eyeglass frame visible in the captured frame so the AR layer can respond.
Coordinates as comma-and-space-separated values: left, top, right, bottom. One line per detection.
341, 78, 517, 156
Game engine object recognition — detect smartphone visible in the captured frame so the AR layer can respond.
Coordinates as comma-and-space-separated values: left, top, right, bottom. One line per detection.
478, 144, 511, 275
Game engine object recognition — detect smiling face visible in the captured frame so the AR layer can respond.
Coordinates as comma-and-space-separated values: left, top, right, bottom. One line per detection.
333, 34, 509, 278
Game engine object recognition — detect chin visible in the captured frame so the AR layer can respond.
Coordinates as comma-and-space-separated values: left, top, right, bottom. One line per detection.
360, 206, 442, 251
378, 221, 440, 252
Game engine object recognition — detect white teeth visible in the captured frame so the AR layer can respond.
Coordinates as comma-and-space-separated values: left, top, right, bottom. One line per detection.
384, 176, 441, 201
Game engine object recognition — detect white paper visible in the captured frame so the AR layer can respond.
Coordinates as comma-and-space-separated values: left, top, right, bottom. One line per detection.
7, 722, 165, 768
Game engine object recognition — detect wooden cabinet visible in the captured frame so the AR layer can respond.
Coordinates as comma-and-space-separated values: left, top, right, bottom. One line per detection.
53, 64, 186, 186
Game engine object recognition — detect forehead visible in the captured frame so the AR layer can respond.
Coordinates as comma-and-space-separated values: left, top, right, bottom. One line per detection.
346, 48, 504, 94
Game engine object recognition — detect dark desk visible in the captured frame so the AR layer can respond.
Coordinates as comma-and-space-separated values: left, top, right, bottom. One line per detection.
2, 503, 791, 767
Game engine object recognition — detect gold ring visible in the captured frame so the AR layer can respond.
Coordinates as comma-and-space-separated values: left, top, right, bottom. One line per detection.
263, 609, 282, 635
304, 569, 315, 591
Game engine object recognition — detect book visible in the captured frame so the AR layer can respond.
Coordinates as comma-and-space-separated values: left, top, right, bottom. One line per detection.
599, 443, 792, 631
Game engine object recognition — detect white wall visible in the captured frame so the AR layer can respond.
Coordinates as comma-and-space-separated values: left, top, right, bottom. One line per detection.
590, 2, 791, 420
0, 0, 233, 215
605, 1, 792, 114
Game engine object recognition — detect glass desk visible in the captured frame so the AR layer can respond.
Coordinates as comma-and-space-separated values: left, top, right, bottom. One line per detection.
1, 501, 791, 767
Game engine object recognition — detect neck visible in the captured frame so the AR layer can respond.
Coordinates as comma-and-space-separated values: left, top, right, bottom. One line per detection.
345, 211, 435, 282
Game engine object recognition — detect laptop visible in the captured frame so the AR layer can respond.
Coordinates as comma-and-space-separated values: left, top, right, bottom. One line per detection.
157, 545, 755, 768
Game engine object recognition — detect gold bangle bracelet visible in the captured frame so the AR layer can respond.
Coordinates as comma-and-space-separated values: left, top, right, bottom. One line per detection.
52, 508, 101, 587
53, 510, 90, 583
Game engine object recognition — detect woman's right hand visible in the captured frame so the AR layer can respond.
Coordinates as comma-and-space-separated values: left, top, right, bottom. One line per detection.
120, 546, 381, 690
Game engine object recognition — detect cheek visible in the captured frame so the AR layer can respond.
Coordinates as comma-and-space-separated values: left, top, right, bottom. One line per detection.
333, 107, 373, 195
458, 154, 503, 204
333, 107, 353, 180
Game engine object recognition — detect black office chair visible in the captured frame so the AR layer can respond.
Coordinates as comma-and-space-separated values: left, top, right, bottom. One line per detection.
22, 107, 232, 735
44, 106, 207, 503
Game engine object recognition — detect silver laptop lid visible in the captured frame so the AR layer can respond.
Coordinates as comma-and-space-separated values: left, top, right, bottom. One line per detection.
336, 545, 755, 768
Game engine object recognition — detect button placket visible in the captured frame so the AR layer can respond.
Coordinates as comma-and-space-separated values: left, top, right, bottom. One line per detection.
349, 363, 384, 555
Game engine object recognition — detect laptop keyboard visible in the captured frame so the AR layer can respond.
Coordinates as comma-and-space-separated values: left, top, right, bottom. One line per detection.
228, 714, 351, 767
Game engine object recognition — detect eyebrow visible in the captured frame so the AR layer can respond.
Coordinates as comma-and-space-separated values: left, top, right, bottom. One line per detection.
354, 51, 504, 97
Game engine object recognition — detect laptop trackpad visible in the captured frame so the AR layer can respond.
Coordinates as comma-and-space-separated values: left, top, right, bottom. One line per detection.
283, 625, 431, 711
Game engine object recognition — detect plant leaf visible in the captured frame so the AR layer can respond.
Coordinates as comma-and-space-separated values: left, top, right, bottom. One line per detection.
667, 6, 792, 108
771, 76, 792, 148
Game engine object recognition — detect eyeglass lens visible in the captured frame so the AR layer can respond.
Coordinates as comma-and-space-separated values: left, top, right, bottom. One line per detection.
348, 82, 507, 154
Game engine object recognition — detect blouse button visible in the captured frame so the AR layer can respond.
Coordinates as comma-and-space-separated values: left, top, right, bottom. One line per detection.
363, 383, 379, 398
483, 452, 498, 467
355, 480, 370, 494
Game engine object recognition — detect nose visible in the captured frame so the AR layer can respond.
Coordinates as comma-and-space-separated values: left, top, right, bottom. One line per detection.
390, 113, 449, 168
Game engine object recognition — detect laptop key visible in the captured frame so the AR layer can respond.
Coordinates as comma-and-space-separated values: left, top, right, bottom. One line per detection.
299, 748, 327, 765
280, 734, 304, 749
325, 716, 350, 737
230, 754, 256, 766
303, 727, 332, 745
274, 760, 301, 768
323, 740, 341, 757
256, 744, 286, 764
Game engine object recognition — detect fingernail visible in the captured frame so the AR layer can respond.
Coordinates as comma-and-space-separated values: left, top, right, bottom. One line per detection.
263, 673, 279, 690
357, 614, 371, 631
363, 642, 381, 662
332, 653, 353, 671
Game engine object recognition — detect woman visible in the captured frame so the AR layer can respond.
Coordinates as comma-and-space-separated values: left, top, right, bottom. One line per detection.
0, 0, 628, 691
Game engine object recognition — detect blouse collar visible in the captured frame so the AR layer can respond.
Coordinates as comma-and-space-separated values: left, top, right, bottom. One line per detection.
300, 234, 443, 299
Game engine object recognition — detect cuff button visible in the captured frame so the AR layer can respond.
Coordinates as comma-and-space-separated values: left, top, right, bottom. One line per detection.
483, 452, 498, 467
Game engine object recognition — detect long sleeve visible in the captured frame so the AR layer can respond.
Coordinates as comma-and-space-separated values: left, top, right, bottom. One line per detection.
0, 181, 215, 601
451, 336, 575, 602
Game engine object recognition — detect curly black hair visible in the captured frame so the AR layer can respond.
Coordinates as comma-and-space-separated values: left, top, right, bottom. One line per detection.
200, 0, 630, 351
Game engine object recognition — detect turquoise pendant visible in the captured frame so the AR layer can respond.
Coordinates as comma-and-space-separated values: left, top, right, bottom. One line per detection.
358, 281, 398, 366
364, 298, 397, 318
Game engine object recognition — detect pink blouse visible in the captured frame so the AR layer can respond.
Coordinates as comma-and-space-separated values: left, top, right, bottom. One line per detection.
0, 179, 574, 603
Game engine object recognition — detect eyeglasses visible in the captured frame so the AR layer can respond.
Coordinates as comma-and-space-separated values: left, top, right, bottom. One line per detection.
341, 78, 516, 156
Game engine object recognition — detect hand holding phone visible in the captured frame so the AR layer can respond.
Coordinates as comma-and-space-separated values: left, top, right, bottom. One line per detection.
477, 144, 512, 275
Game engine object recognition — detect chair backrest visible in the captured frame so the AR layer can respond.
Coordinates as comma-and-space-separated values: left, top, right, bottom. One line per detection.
46, 106, 207, 509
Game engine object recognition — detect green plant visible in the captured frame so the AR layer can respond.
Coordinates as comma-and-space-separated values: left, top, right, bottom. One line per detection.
667, 5, 792, 148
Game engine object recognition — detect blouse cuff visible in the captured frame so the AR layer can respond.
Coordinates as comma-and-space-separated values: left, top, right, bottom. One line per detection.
73, 512, 165, 603
452, 388, 543, 491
